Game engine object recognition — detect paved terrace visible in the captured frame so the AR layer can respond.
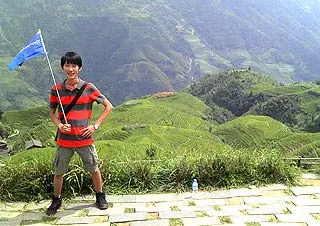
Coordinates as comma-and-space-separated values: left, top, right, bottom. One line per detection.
1, 179, 320, 226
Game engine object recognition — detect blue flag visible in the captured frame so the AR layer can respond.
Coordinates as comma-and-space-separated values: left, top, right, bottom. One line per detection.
8, 30, 46, 71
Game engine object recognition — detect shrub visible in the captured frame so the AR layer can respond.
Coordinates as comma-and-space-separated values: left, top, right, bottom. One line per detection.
0, 148, 300, 201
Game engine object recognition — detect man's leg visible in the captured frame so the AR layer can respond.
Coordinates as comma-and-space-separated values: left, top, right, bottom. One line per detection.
46, 146, 74, 216
77, 145, 108, 210
46, 175, 63, 216
91, 169, 103, 192
92, 169, 108, 209
54, 174, 63, 196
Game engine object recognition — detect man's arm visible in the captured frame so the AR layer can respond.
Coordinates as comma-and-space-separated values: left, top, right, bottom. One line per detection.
49, 108, 61, 127
81, 98, 113, 137
94, 98, 113, 128
50, 108, 71, 132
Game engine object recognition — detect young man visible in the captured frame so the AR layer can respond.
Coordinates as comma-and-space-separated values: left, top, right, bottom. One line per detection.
46, 52, 113, 216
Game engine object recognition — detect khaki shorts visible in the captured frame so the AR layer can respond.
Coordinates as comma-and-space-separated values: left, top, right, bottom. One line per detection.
53, 144, 99, 175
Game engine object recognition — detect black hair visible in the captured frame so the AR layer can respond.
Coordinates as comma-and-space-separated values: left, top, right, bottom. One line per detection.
61, 52, 82, 68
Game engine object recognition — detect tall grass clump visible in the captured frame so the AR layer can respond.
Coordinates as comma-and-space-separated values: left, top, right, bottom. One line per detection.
0, 148, 301, 202
0, 149, 94, 202
0, 158, 53, 201
193, 149, 300, 188
104, 148, 300, 194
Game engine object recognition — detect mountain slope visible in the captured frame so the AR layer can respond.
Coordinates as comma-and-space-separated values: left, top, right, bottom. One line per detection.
2, 91, 320, 160
1, 0, 320, 110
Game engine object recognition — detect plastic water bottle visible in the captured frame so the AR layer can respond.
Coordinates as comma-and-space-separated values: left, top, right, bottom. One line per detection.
192, 178, 198, 193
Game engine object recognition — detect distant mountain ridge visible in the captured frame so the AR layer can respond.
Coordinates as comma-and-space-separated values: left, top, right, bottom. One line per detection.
1, 0, 320, 110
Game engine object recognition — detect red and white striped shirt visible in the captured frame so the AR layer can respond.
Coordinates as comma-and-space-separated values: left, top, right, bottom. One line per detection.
49, 79, 105, 147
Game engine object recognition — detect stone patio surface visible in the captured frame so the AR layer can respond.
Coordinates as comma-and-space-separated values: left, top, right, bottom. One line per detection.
1, 183, 320, 226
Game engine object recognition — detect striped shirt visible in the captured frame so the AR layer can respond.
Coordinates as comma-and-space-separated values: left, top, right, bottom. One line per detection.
49, 79, 106, 147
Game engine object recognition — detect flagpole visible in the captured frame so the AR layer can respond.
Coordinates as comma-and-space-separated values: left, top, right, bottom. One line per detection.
38, 29, 68, 124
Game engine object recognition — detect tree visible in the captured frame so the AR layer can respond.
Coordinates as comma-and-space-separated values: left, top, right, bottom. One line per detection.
250, 94, 301, 125
205, 103, 235, 124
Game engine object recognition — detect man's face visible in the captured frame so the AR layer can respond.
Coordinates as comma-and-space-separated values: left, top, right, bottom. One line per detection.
62, 63, 82, 80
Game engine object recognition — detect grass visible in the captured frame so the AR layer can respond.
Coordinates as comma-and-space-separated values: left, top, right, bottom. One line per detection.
20, 216, 58, 225
146, 212, 159, 220
124, 208, 135, 213
77, 209, 89, 217
219, 216, 232, 224
169, 218, 183, 226
0, 92, 303, 201
187, 201, 196, 206
1, 143, 300, 202
196, 211, 209, 217
170, 206, 180, 211
245, 223, 260, 226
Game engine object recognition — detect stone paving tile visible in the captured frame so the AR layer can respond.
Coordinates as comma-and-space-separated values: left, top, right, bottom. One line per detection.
228, 188, 262, 197
87, 207, 110, 216
292, 196, 320, 206
194, 199, 229, 206
158, 211, 196, 219
0, 221, 21, 226
190, 190, 233, 199
15, 224, 50, 226
258, 184, 288, 191
109, 212, 147, 223
260, 223, 306, 226
275, 213, 317, 224
135, 205, 171, 212
246, 205, 288, 215
100, 206, 124, 215
244, 196, 294, 205
300, 206, 320, 213
16, 212, 44, 221
155, 201, 186, 210
112, 202, 146, 209
108, 195, 137, 203
260, 190, 290, 198
23, 200, 51, 211
130, 219, 169, 226
0, 203, 26, 212
135, 193, 188, 203
63, 224, 109, 226
230, 214, 271, 224
56, 223, 109, 226
3, 183, 320, 226
74, 195, 95, 201
285, 205, 320, 225
57, 216, 106, 225
183, 216, 222, 226
291, 186, 320, 196
179, 205, 214, 212
0, 211, 21, 219
220, 204, 254, 211
48, 209, 76, 218
64, 202, 95, 210
212, 224, 246, 226
302, 173, 320, 180
205, 208, 242, 217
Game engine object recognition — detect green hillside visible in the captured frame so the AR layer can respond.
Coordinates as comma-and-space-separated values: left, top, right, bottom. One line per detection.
1, 92, 225, 154
1, 0, 320, 111
0, 92, 301, 201
3, 86, 320, 158
188, 69, 320, 132
212, 115, 292, 149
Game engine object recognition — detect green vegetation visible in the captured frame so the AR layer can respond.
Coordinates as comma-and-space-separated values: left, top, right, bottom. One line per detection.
0, 92, 301, 202
187, 69, 320, 131
169, 218, 184, 226
1, 0, 320, 110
